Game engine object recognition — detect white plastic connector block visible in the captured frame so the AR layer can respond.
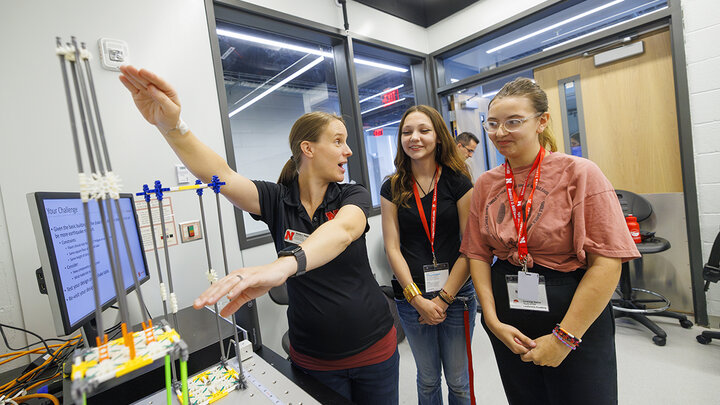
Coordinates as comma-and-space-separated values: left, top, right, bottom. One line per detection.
238, 339, 253, 362
207, 268, 218, 284
159, 283, 167, 301
170, 293, 178, 313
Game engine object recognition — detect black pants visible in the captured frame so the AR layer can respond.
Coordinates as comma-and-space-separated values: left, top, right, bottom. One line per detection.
482, 260, 617, 405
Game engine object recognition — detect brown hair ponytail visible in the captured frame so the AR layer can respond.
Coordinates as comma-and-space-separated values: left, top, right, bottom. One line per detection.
277, 111, 344, 186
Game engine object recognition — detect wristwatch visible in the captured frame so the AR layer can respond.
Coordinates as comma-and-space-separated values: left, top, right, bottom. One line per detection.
278, 245, 307, 277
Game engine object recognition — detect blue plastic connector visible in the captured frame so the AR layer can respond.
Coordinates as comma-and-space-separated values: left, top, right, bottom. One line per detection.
195, 179, 204, 196
135, 184, 152, 202
153, 180, 170, 201
209, 175, 225, 194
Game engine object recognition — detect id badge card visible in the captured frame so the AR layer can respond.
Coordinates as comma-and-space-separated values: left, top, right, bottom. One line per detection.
423, 262, 449, 293
505, 274, 549, 312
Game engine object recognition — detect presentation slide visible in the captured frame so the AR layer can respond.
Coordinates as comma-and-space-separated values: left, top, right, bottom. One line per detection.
43, 198, 147, 326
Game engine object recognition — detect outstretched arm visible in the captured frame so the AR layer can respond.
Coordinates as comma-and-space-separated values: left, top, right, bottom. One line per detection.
118, 65, 260, 215
194, 204, 368, 316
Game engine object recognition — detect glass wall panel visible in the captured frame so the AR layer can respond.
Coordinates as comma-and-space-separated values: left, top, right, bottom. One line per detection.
442, 69, 534, 179
353, 47, 416, 208
441, 0, 668, 84
216, 23, 342, 237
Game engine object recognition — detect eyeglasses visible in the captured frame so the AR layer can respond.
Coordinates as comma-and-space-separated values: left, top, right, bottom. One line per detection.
460, 143, 476, 156
483, 112, 542, 133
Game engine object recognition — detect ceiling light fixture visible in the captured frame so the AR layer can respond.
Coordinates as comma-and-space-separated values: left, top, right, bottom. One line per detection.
361, 98, 407, 115
217, 29, 408, 72
541, 5, 666, 52
228, 56, 326, 117
366, 119, 401, 132
486, 0, 624, 54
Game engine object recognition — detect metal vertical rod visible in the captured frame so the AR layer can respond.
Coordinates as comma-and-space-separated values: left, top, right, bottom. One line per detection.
196, 185, 226, 362
73, 38, 149, 326
57, 37, 104, 338
156, 198, 179, 330
142, 187, 169, 320
213, 182, 245, 389
81, 42, 112, 172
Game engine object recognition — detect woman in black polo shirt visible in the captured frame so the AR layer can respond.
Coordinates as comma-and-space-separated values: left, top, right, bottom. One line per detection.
119, 66, 398, 404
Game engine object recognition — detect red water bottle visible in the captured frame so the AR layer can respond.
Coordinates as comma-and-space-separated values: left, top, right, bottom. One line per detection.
626, 215, 641, 243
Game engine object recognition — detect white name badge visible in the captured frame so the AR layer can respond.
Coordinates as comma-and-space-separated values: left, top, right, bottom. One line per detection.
283, 229, 310, 245
518, 271, 539, 301
423, 262, 449, 293
505, 274, 549, 312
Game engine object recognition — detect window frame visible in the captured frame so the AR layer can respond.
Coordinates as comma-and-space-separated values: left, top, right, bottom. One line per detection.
205, 0, 433, 247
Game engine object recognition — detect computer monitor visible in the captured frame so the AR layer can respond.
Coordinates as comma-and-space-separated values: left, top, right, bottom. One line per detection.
27, 192, 150, 337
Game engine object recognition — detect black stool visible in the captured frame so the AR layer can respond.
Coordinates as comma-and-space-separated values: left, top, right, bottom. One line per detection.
611, 190, 692, 346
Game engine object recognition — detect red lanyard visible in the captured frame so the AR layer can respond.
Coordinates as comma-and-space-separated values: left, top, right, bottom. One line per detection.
504, 148, 545, 265
412, 165, 440, 265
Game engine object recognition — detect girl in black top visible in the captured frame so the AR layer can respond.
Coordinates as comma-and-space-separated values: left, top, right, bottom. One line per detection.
380, 105, 476, 404
119, 66, 397, 404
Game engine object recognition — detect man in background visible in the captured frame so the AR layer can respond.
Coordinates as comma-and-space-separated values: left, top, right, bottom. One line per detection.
456, 131, 480, 181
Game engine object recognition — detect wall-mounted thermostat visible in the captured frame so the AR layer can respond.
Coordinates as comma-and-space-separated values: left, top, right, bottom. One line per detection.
98, 38, 129, 71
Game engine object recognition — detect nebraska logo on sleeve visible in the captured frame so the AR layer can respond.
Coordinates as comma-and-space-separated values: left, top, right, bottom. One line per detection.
325, 209, 339, 220
284, 229, 310, 245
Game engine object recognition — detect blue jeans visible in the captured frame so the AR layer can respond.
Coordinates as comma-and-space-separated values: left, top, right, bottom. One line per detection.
292, 348, 399, 405
396, 281, 477, 405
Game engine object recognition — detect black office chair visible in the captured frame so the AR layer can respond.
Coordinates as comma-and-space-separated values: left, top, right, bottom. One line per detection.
268, 283, 292, 355
612, 190, 693, 346
696, 231, 720, 345
268, 283, 406, 357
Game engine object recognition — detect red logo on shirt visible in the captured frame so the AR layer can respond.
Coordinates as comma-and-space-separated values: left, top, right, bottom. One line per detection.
325, 209, 339, 221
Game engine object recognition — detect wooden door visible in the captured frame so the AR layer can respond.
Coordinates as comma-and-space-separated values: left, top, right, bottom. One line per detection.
534, 28, 683, 193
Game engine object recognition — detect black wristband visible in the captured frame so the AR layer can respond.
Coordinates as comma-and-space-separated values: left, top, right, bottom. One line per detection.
278, 246, 307, 277
437, 292, 453, 305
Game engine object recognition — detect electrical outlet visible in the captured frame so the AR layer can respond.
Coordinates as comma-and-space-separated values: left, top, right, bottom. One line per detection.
176, 164, 191, 184
179, 220, 202, 243
97, 38, 129, 71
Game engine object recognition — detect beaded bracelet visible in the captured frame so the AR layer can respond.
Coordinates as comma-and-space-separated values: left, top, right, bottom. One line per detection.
552, 324, 581, 350
554, 324, 582, 346
552, 329, 577, 350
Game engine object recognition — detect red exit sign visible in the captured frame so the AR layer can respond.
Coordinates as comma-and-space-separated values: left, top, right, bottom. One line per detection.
373, 128, 383, 136
381, 89, 399, 105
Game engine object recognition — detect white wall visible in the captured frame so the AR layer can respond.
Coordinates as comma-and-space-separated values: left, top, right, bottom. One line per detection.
426, 0, 547, 52
0, 0, 239, 370
681, 0, 720, 316
239, 0, 429, 53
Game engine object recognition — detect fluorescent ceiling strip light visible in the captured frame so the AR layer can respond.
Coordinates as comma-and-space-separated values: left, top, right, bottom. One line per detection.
482, 90, 500, 98
217, 29, 408, 72
361, 98, 407, 115
366, 120, 401, 132
486, 0, 624, 54
229, 56, 326, 117
354, 57, 409, 72
217, 28, 333, 57
450, 78, 460, 83
542, 6, 666, 52
540, 0, 661, 44
359, 84, 405, 104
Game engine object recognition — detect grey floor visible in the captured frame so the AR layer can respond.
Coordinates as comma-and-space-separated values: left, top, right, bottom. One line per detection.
397, 316, 720, 404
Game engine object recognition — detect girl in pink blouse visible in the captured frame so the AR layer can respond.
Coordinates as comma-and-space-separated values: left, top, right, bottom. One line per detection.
461, 78, 640, 405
